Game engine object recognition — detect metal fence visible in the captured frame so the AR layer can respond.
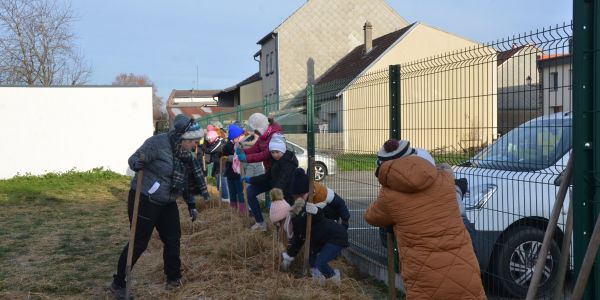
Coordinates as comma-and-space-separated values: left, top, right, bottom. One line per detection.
196, 22, 577, 298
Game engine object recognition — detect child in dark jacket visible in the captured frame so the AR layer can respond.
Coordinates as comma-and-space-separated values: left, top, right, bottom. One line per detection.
222, 124, 247, 215
288, 168, 350, 228
241, 133, 298, 231
205, 130, 228, 202
281, 197, 349, 282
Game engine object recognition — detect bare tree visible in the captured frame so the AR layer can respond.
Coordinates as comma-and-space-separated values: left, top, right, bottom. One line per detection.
113, 73, 166, 120
0, 0, 91, 85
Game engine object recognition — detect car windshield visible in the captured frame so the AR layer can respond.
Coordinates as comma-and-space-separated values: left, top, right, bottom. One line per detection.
471, 118, 571, 171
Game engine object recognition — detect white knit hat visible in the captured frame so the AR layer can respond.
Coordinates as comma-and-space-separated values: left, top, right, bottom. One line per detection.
182, 128, 204, 140
269, 133, 287, 153
247, 113, 269, 135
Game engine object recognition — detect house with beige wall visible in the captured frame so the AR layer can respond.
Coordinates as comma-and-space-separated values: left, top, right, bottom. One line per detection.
315, 22, 498, 153
497, 45, 542, 134
537, 54, 572, 115
255, 0, 408, 107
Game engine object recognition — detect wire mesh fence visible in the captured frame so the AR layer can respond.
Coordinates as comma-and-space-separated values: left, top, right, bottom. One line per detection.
195, 21, 574, 299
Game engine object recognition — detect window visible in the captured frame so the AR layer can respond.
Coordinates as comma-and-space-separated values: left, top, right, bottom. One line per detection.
471, 119, 571, 171
269, 51, 274, 74
550, 72, 558, 91
265, 54, 270, 77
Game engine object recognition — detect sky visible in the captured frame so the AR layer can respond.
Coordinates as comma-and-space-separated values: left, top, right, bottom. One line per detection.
68, 0, 573, 101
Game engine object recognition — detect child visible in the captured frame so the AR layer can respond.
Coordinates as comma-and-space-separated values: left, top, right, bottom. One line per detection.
289, 168, 350, 229
280, 195, 349, 283
364, 139, 485, 299
268, 188, 292, 244
205, 130, 229, 202
222, 124, 246, 215
241, 133, 298, 231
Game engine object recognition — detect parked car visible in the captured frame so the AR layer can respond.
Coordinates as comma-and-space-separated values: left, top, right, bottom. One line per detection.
285, 140, 337, 181
453, 112, 572, 298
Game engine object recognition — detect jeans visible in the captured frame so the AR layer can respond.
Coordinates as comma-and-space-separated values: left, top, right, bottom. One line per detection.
309, 243, 344, 278
227, 177, 244, 204
216, 175, 229, 200
462, 215, 477, 255
246, 183, 271, 223
113, 189, 182, 287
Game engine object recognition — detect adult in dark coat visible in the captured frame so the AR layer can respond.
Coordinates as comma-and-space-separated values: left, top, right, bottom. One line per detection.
109, 114, 210, 298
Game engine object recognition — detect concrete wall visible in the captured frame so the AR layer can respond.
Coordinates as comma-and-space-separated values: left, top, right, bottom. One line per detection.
343, 24, 497, 153
273, 0, 408, 98
0, 86, 153, 179
240, 80, 263, 106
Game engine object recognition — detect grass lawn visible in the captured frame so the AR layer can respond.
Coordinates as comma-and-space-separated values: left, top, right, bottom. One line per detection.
0, 169, 392, 299
335, 152, 470, 171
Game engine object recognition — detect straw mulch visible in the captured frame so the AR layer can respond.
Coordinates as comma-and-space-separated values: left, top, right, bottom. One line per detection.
121, 186, 378, 299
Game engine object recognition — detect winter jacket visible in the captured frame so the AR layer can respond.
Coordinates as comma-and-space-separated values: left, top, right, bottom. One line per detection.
205, 137, 226, 177
287, 206, 349, 258
248, 150, 298, 203
364, 155, 485, 300
243, 122, 283, 170
221, 140, 239, 180
313, 182, 350, 226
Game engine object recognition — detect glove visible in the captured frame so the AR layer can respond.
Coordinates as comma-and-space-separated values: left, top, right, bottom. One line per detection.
281, 252, 295, 270
132, 159, 145, 171
236, 148, 247, 162
241, 176, 251, 184
202, 192, 211, 203
342, 220, 349, 230
189, 208, 198, 222
455, 178, 469, 195
305, 202, 318, 215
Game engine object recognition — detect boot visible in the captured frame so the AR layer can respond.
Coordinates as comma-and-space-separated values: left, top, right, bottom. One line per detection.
107, 281, 132, 300
311, 268, 325, 283
250, 222, 267, 232
229, 201, 238, 210
238, 203, 247, 216
329, 269, 341, 284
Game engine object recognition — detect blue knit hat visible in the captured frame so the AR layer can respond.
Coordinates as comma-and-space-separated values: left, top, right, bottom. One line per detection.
228, 124, 245, 141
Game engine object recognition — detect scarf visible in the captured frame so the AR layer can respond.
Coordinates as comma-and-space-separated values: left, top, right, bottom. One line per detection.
169, 133, 208, 197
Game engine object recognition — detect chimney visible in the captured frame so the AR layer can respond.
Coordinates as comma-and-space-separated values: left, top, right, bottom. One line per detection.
363, 21, 373, 53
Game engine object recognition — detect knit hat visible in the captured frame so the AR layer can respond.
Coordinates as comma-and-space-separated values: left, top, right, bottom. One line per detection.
174, 114, 203, 140
206, 130, 218, 143
212, 121, 224, 129
228, 124, 245, 141
269, 188, 291, 223
268, 133, 287, 153
247, 113, 269, 135
290, 168, 309, 195
376, 139, 415, 166
207, 124, 216, 132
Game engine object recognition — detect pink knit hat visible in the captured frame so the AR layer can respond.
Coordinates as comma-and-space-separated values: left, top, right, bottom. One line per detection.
269, 200, 291, 223
207, 124, 217, 132
206, 130, 219, 143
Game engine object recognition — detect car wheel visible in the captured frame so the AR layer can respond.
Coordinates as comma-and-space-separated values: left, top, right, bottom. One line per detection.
314, 162, 328, 182
493, 226, 560, 298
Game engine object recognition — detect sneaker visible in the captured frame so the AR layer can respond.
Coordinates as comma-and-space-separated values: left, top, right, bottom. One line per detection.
107, 282, 130, 300
329, 269, 341, 284
165, 278, 183, 290
311, 268, 325, 283
250, 222, 267, 232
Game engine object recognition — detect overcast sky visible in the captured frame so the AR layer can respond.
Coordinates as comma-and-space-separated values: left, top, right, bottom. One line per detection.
68, 0, 573, 100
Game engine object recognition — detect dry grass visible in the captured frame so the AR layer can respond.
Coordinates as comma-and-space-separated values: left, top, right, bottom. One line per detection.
0, 170, 387, 299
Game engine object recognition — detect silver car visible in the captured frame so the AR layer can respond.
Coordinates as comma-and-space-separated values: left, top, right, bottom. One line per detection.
285, 140, 337, 181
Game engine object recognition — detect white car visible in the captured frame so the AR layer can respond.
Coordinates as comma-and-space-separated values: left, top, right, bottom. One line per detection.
285, 140, 337, 182
453, 112, 572, 298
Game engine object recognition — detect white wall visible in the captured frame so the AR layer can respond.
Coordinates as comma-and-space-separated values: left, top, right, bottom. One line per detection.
0, 86, 153, 179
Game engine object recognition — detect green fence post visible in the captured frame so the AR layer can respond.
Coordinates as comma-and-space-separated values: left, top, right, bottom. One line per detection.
390, 65, 401, 140
573, 0, 599, 299
303, 84, 316, 276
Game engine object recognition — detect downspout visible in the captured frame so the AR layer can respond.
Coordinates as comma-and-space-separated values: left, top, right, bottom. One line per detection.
275, 33, 280, 111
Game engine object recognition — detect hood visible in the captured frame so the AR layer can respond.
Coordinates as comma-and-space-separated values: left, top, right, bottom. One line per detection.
378, 155, 438, 193
264, 122, 283, 139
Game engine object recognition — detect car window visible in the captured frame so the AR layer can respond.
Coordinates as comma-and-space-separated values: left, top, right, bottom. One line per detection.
285, 142, 305, 155
472, 119, 571, 171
